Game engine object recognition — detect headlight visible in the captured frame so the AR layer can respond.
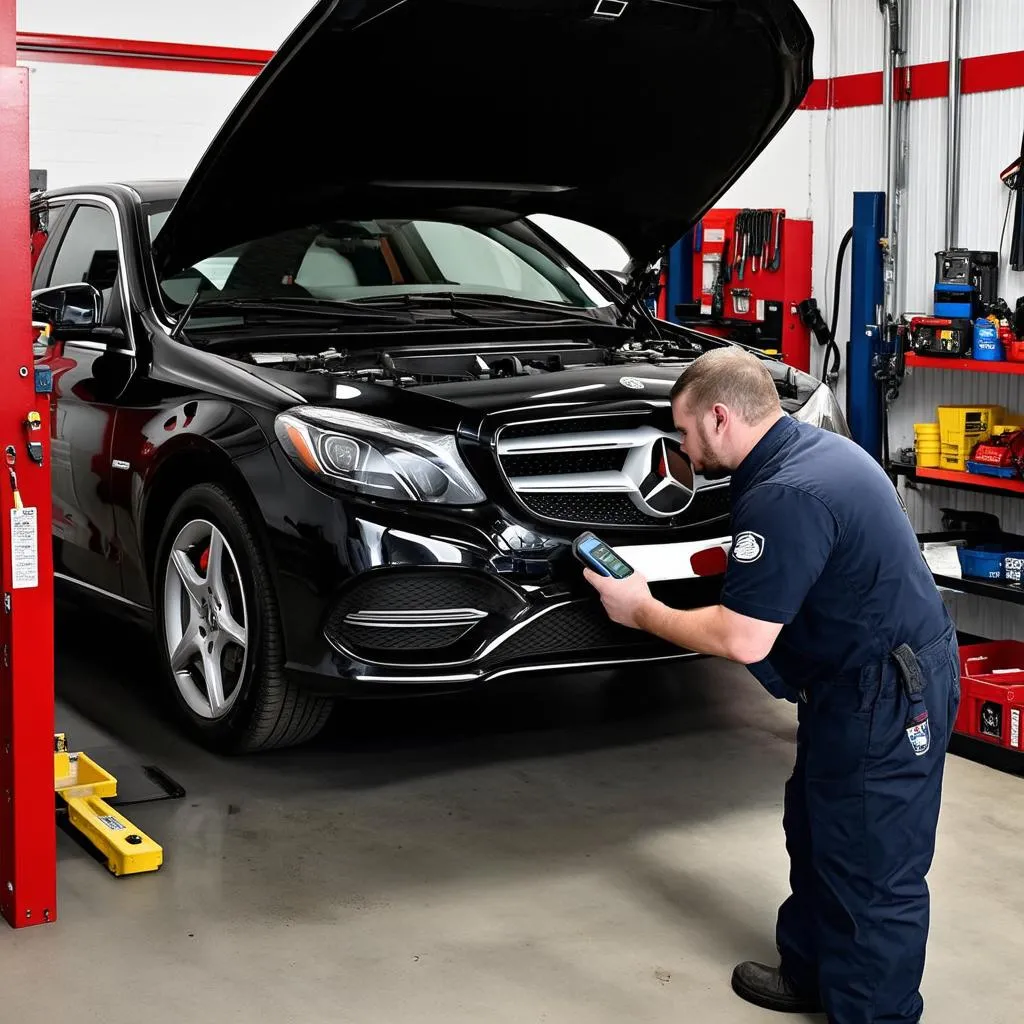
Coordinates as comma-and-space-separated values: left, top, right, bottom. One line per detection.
790, 382, 852, 438
275, 406, 486, 505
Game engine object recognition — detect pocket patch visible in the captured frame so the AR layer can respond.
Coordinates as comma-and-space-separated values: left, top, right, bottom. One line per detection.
906, 714, 931, 756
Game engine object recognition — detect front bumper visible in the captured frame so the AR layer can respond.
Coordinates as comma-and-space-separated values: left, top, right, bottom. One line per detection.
237, 444, 731, 697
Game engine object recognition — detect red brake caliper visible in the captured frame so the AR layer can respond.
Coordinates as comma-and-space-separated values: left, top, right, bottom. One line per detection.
199, 547, 210, 574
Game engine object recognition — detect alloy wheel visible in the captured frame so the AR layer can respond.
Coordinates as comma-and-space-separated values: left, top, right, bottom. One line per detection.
163, 518, 249, 720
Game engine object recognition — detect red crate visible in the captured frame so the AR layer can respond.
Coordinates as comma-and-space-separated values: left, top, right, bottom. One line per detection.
956, 641, 1024, 750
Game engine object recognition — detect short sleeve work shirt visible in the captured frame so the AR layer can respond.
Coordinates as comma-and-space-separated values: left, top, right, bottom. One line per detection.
720, 417, 948, 696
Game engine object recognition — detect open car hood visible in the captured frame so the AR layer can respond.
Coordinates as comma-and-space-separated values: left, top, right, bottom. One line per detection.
152, 0, 814, 282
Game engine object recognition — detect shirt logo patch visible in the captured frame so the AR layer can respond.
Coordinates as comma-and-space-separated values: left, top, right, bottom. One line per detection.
732, 531, 765, 563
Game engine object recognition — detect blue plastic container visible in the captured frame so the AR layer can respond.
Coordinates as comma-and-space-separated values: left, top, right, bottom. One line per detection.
966, 460, 1018, 479
957, 544, 1006, 580
973, 318, 1003, 361
935, 282, 974, 318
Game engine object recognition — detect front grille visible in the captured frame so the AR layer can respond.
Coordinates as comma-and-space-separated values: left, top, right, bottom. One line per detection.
500, 418, 609, 441
500, 449, 625, 478
494, 412, 730, 528
527, 493, 653, 525
485, 602, 672, 666
688, 485, 732, 522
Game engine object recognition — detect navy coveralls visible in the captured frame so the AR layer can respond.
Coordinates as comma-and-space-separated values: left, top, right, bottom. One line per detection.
721, 416, 960, 1024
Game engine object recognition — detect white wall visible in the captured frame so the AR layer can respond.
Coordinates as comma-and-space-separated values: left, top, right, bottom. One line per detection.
16, 0, 1024, 334
16, 0, 314, 48
720, 1, 1024, 386
25, 62, 249, 187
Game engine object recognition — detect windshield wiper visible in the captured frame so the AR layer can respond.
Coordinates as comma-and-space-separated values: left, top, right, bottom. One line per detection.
169, 296, 413, 340
349, 291, 601, 324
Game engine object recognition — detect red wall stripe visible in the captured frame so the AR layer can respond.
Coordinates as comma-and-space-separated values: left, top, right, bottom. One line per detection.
14, 32, 1024, 106
15, 32, 270, 76
18, 49, 266, 77
962, 49, 1024, 95
798, 49, 1024, 110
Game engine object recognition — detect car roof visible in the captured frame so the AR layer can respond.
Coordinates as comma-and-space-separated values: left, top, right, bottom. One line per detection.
37, 179, 185, 204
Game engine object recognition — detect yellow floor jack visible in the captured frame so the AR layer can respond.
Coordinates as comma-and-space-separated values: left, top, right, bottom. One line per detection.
54, 734, 164, 876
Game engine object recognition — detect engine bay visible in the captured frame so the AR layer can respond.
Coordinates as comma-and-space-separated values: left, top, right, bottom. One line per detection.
240, 339, 700, 387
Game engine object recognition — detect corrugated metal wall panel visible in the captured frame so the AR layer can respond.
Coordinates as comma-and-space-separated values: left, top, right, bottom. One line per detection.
900, 97, 948, 313
906, 0, 953, 67
805, 104, 885, 403
935, 591, 1024, 640
961, 0, 1024, 59
798, 0, 836, 80
888, 366, 1024, 458
958, 87, 1024, 302
827, 0, 1024, 77
830, 0, 883, 78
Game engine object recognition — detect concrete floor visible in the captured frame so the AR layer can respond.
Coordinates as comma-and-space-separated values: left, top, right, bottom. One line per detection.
1, 608, 1021, 1024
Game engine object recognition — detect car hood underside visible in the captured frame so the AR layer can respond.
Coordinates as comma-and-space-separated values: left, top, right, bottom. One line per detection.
151, 0, 814, 281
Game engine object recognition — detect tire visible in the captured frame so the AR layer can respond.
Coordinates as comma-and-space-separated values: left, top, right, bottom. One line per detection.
153, 482, 333, 753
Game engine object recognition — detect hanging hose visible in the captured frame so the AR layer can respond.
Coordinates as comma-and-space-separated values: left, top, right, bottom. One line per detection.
826, 227, 854, 384
797, 226, 853, 387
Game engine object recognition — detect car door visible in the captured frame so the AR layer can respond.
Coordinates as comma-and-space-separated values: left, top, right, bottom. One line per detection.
32, 197, 135, 597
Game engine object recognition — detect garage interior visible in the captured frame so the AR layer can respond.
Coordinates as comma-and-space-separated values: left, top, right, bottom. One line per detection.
3, 2, 1024, 1023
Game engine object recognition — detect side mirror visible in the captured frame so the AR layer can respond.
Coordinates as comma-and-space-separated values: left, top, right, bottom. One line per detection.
595, 268, 630, 294
31, 282, 102, 331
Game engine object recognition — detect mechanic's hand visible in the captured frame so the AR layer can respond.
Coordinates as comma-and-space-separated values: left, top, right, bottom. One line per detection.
583, 567, 654, 630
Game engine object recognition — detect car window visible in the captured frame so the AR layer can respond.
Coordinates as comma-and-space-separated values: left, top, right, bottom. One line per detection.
410, 221, 565, 302
529, 214, 631, 273
47, 204, 120, 305
30, 201, 66, 287
154, 216, 611, 310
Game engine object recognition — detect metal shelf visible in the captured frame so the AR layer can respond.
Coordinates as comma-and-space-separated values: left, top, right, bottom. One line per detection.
889, 461, 1024, 498
932, 573, 1024, 605
905, 353, 1024, 375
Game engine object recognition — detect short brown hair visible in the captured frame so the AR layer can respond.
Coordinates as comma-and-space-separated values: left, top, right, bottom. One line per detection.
670, 347, 781, 423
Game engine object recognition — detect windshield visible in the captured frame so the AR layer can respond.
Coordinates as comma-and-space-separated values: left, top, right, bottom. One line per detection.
147, 206, 612, 314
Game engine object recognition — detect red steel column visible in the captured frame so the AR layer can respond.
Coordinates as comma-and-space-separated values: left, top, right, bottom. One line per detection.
0, 0, 57, 928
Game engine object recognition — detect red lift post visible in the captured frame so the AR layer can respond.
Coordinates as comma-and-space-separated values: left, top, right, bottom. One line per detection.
0, 0, 58, 928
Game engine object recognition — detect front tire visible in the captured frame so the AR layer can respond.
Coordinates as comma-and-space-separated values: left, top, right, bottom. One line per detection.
153, 482, 333, 753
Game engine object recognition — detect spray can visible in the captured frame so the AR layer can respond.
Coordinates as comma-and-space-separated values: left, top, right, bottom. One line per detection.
973, 317, 1003, 361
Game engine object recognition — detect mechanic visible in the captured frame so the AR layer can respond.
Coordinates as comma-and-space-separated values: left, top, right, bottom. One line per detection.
585, 347, 960, 1024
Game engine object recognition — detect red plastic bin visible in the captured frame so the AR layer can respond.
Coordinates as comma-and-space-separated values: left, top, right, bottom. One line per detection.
1006, 337, 1024, 364
956, 641, 1024, 750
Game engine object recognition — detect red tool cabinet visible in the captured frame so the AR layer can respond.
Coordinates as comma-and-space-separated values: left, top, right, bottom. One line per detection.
686, 207, 813, 373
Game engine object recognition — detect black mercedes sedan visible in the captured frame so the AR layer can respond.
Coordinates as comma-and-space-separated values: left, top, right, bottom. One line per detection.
28, 0, 844, 753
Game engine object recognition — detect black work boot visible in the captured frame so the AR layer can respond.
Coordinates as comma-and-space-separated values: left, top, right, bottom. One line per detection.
731, 961, 823, 1014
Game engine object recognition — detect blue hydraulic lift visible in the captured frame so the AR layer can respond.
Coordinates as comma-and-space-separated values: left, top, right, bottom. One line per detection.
661, 196, 887, 462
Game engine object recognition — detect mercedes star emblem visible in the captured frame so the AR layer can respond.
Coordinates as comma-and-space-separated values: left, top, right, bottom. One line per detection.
625, 437, 696, 517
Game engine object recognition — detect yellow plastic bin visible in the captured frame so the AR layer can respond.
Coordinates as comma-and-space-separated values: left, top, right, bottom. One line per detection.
936, 406, 1004, 471
914, 423, 941, 468
937, 405, 1004, 444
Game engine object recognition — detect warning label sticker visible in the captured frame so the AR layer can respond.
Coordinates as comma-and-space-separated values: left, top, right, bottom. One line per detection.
98, 815, 126, 831
10, 507, 38, 590
1011, 708, 1020, 750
